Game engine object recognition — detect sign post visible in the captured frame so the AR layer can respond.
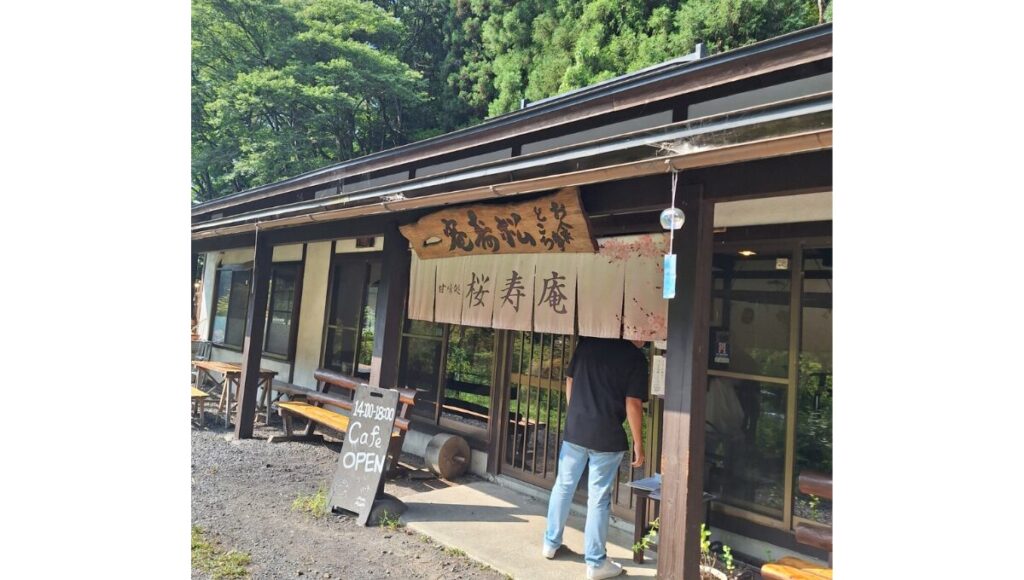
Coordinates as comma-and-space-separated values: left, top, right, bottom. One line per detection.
327, 385, 400, 525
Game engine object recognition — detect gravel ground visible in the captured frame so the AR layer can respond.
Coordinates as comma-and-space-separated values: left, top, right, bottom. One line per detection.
191, 413, 507, 580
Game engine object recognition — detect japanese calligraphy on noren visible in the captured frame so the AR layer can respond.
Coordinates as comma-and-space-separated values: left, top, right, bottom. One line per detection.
537, 271, 569, 314
500, 270, 526, 312
399, 187, 596, 259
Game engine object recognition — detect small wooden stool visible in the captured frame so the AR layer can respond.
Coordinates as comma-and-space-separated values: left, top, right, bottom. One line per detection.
191, 387, 209, 426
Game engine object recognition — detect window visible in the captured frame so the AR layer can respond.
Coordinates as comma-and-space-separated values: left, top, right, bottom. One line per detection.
400, 320, 445, 420
210, 266, 251, 348
794, 248, 832, 526
324, 257, 380, 379
264, 263, 302, 358
398, 319, 497, 440
210, 261, 301, 356
704, 242, 832, 532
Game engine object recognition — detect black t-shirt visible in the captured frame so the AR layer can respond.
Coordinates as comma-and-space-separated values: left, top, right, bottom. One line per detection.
563, 337, 650, 452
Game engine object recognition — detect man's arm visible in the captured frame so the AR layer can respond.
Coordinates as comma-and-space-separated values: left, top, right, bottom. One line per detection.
565, 377, 573, 405
626, 396, 645, 467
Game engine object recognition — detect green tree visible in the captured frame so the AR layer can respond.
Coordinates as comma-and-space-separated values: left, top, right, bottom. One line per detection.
192, 0, 833, 200
192, 0, 430, 201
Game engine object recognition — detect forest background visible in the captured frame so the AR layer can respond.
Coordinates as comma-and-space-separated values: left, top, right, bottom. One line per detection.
192, 0, 833, 201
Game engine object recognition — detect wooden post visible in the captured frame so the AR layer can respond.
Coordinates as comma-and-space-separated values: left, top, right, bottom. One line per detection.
235, 230, 272, 439
369, 223, 410, 389
657, 188, 714, 579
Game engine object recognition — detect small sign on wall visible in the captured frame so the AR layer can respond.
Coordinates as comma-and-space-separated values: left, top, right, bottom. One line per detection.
651, 354, 667, 397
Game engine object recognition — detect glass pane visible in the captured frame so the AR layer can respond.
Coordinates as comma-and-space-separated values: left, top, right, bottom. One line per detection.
324, 328, 357, 376
225, 270, 251, 347
442, 325, 494, 431
404, 318, 444, 337
329, 261, 368, 329
400, 335, 444, 420
211, 269, 232, 344
709, 251, 791, 377
265, 266, 297, 356
356, 262, 382, 379
704, 378, 787, 519
795, 248, 832, 525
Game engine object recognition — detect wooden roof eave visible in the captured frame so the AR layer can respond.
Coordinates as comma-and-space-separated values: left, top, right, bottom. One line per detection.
190, 127, 832, 242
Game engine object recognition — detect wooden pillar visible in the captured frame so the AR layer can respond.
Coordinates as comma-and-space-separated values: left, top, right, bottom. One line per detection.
369, 223, 410, 389
657, 188, 714, 579
235, 230, 272, 439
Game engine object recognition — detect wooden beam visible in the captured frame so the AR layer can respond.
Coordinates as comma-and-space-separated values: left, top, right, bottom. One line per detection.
191, 129, 832, 241
234, 230, 272, 439
191, 232, 256, 253
368, 223, 410, 389
658, 188, 714, 579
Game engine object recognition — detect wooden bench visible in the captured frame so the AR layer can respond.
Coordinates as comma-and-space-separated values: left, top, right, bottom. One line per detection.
269, 369, 416, 476
191, 387, 209, 426
761, 471, 833, 580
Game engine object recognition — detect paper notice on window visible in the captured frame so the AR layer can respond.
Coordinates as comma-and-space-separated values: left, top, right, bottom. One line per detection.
651, 354, 667, 397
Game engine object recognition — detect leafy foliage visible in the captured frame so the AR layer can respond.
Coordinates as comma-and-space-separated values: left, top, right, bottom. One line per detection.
193, 0, 832, 200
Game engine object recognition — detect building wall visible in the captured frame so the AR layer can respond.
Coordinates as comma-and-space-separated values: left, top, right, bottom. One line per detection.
198, 236, 385, 390
197, 253, 217, 341
292, 241, 332, 388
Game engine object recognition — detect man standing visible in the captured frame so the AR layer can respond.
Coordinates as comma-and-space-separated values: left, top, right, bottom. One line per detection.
542, 337, 649, 579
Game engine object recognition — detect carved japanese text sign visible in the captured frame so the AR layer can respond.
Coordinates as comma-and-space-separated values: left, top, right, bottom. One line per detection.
399, 187, 597, 259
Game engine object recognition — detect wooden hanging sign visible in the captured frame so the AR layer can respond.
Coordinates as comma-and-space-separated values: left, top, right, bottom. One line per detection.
399, 187, 597, 259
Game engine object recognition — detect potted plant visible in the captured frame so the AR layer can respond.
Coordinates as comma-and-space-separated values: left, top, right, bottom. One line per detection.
633, 520, 740, 579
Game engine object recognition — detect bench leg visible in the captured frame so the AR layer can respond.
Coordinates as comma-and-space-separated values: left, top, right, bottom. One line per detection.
267, 412, 323, 444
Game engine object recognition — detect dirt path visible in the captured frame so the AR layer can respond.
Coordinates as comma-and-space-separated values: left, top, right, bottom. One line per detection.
191, 418, 507, 580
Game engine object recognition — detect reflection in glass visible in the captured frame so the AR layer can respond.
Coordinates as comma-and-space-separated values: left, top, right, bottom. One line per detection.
400, 335, 443, 420
356, 262, 381, 378
709, 251, 791, 377
325, 328, 357, 376
265, 266, 297, 356
795, 248, 832, 525
442, 326, 494, 432
405, 319, 444, 337
211, 269, 232, 344
705, 379, 787, 519
225, 271, 251, 347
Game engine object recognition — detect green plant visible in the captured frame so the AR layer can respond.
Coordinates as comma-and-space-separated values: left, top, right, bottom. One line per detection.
192, 525, 251, 579
292, 482, 328, 519
807, 494, 822, 521
721, 545, 735, 574
443, 546, 467, 558
635, 521, 742, 579
700, 523, 741, 580
632, 516, 660, 553
378, 510, 403, 530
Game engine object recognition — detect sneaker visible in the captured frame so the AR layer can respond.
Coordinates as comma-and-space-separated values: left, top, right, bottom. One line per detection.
586, 558, 623, 579
542, 544, 558, 559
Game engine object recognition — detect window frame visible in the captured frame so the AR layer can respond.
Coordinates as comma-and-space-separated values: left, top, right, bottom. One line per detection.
321, 251, 383, 379
262, 260, 304, 361
208, 263, 252, 351
399, 317, 499, 445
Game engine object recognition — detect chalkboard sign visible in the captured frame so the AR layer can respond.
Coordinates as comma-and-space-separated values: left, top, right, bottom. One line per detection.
327, 385, 400, 525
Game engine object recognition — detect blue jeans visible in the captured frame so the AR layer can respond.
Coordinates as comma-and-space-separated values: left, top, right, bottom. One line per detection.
544, 441, 625, 568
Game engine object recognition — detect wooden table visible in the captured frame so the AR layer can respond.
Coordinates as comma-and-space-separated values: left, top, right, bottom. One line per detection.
192, 360, 278, 427
626, 474, 715, 564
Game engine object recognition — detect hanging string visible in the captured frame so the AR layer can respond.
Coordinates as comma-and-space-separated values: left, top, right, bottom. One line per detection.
669, 170, 679, 250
